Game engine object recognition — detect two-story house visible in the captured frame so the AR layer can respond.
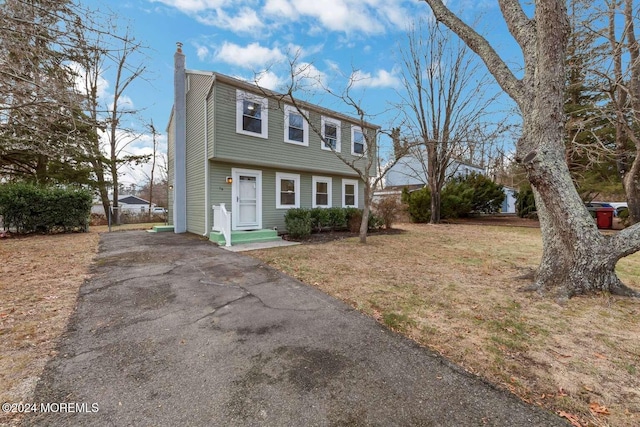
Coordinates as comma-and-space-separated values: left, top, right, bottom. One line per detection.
167, 43, 379, 245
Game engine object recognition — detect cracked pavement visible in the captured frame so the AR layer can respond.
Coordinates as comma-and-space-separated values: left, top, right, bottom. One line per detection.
24, 231, 568, 426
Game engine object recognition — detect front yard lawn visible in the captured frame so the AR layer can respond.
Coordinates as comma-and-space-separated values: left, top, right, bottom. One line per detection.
249, 222, 640, 427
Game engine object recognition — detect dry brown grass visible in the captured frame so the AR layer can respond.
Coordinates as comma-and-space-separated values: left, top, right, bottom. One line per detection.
250, 223, 640, 427
0, 223, 160, 426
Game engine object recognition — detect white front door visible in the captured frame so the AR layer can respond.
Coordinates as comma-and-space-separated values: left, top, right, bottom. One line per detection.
232, 168, 262, 230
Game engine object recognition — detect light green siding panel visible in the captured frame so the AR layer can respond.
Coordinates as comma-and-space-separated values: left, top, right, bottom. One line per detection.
208, 161, 365, 231
213, 82, 370, 175
184, 74, 211, 234
209, 162, 233, 207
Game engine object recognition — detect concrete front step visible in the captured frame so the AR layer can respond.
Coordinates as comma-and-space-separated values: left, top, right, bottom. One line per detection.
209, 229, 281, 246
148, 225, 175, 233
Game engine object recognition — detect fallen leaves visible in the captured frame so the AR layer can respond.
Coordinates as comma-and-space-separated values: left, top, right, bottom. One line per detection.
589, 402, 611, 416
558, 411, 583, 427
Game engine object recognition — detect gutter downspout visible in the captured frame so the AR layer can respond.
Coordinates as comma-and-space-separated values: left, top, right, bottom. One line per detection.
203, 75, 215, 236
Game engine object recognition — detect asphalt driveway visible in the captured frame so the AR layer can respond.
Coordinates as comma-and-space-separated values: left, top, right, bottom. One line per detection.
25, 231, 568, 426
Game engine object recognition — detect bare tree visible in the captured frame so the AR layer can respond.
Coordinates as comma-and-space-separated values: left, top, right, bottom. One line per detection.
601, 0, 640, 224
256, 58, 409, 243
397, 19, 502, 223
147, 120, 159, 214
71, 17, 150, 223
420, 0, 640, 298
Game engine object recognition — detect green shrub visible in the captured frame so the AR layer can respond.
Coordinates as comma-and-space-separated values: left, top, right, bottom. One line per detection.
327, 206, 348, 230
441, 179, 474, 219
367, 212, 384, 230
618, 207, 629, 227
347, 208, 362, 232
284, 208, 312, 239
0, 183, 91, 234
404, 187, 431, 223
465, 173, 505, 214
516, 183, 536, 218
309, 207, 331, 232
373, 196, 401, 229
441, 173, 504, 218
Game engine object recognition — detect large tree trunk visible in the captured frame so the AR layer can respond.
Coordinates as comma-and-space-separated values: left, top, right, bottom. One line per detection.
359, 183, 371, 244
422, 0, 640, 298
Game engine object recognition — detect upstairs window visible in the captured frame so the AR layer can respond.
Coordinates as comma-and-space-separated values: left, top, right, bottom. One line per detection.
352, 125, 365, 155
236, 90, 268, 139
284, 105, 308, 146
321, 116, 341, 152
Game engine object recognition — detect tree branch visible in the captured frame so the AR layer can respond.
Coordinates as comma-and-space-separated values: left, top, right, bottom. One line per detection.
421, 0, 524, 104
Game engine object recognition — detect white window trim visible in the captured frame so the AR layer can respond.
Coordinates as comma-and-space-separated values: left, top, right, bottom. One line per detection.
284, 105, 309, 146
351, 125, 366, 156
321, 116, 341, 152
342, 178, 358, 208
276, 172, 300, 209
236, 89, 269, 139
312, 176, 333, 208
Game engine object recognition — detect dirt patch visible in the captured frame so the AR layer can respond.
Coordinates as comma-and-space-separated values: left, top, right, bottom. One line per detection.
250, 222, 640, 427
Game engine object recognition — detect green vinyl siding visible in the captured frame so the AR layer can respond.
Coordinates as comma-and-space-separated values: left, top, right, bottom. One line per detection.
208, 161, 365, 231
184, 73, 211, 234
169, 71, 375, 236
213, 81, 369, 176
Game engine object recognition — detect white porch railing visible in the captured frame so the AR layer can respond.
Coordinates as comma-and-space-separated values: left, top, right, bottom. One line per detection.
212, 203, 232, 247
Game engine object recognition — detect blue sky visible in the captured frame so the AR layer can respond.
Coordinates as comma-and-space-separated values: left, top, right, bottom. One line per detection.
80, 0, 522, 187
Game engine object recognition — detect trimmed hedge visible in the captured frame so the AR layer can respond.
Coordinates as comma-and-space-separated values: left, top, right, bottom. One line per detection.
284, 207, 383, 239
0, 183, 92, 234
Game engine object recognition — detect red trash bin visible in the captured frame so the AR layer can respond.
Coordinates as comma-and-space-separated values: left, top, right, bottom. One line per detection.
595, 207, 614, 229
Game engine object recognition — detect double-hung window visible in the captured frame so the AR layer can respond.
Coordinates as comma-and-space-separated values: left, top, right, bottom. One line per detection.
276, 172, 300, 209
236, 90, 268, 138
284, 105, 308, 145
351, 125, 365, 155
312, 176, 332, 208
321, 116, 341, 152
342, 179, 358, 208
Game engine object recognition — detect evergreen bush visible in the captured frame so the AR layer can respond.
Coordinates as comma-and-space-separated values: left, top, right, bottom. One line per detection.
516, 183, 537, 218
0, 183, 92, 233
284, 208, 312, 239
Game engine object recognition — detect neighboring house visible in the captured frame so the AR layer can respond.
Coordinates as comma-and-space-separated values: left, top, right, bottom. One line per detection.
384, 154, 485, 188
118, 195, 156, 213
167, 43, 379, 241
501, 187, 517, 214
380, 154, 516, 214
91, 195, 156, 215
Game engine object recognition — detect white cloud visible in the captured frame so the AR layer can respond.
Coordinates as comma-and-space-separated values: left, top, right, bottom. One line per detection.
253, 70, 283, 90
293, 62, 328, 90
149, 0, 229, 13
109, 129, 169, 187
215, 41, 285, 69
350, 68, 401, 89
195, 7, 265, 33
66, 62, 109, 100
196, 45, 210, 61
153, 0, 417, 36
